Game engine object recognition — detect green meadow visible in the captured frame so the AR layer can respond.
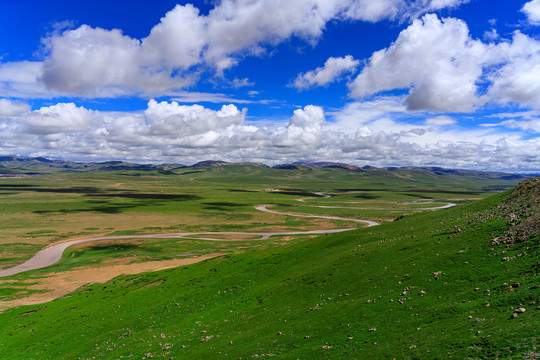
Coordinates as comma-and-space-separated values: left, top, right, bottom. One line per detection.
0, 165, 516, 272
0, 165, 537, 358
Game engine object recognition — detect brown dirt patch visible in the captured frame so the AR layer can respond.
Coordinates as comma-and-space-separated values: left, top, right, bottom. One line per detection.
187, 233, 263, 240
392, 173, 413, 179
0, 254, 219, 312
249, 218, 341, 233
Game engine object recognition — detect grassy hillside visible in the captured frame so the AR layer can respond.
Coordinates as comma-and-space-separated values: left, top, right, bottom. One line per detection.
0, 177, 537, 359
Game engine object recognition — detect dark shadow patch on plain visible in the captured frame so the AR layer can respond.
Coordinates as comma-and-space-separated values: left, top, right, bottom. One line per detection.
401, 193, 434, 200
0, 186, 105, 195
354, 193, 382, 200
403, 189, 482, 195
34, 203, 141, 215
178, 170, 206, 175
90, 192, 202, 201
0, 185, 203, 200
203, 201, 247, 207
334, 188, 386, 192
270, 190, 321, 197
85, 244, 141, 251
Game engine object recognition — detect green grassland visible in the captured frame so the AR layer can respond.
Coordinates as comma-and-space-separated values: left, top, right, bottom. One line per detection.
0, 174, 537, 359
0, 165, 519, 272
0, 165, 536, 359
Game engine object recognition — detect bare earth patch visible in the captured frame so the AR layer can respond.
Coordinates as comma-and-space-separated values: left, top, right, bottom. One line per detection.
0, 254, 219, 311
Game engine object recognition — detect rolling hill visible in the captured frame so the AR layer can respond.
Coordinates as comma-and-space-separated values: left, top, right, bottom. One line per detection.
0, 155, 534, 182
0, 174, 537, 358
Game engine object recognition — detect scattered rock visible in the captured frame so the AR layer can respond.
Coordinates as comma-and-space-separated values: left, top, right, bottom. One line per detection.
401, 286, 415, 296
430, 271, 443, 280
201, 335, 214, 342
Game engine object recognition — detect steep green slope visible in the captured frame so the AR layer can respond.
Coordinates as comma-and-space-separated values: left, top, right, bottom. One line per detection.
0, 178, 538, 359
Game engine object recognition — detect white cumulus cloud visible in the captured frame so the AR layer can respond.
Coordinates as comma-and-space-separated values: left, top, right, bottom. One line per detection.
0, 99, 538, 172
143, 100, 247, 137
22, 103, 101, 135
0, 99, 30, 116
293, 55, 359, 90
0, 1, 472, 99
0, 62, 50, 99
141, 4, 206, 70
349, 14, 486, 112
522, 0, 540, 25
39, 25, 193, 97
272, 105, 326, 147
349, 14, 540, 112
487, 52, 540, 108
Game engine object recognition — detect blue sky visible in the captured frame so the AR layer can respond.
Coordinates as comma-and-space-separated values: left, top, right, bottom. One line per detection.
0, 0, 539, 172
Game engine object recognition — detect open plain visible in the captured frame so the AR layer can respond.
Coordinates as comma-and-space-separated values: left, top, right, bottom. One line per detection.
0, 163, 537, 359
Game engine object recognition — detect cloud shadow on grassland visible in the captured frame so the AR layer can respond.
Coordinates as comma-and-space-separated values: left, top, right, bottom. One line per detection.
8, 185, 205, 215
85, 244, 142, 251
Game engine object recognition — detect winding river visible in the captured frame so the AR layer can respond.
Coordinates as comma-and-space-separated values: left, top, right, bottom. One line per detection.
0, 200, 378, 278
0, 194, 455, 278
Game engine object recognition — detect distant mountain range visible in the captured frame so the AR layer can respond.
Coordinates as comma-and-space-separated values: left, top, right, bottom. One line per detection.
276, 162, 533, 180
0, 155, 534, 181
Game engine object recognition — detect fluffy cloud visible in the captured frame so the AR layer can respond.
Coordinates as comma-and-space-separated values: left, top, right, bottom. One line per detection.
39, 25, 195, 97
425, 116, 456, 126
487, 52, 540, 108
143, 100, 246, 137
349, 14, 485, 112
421, 0, 469, 11
340, 0, 402, 22
522, 0, 540, 25
293, 55, 359, 90
1, 99, 538, 172
349, 14, 540, 112
37, 5, 205, 96
0, 62, 50, 99
342, 0, 469, 22
32, 1, 352, 96
204, 0, 334, 63
0, 99, 30, 116
141, 4, 206, 70
22, 103, 101, 135
481, 111, 540, 134
482, 31, 540, 108
273, 105, 326, 146
482, 119, 540, 133
483, 28, 499, 42
0, 1, 471, 98
288, 105, 325, 129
